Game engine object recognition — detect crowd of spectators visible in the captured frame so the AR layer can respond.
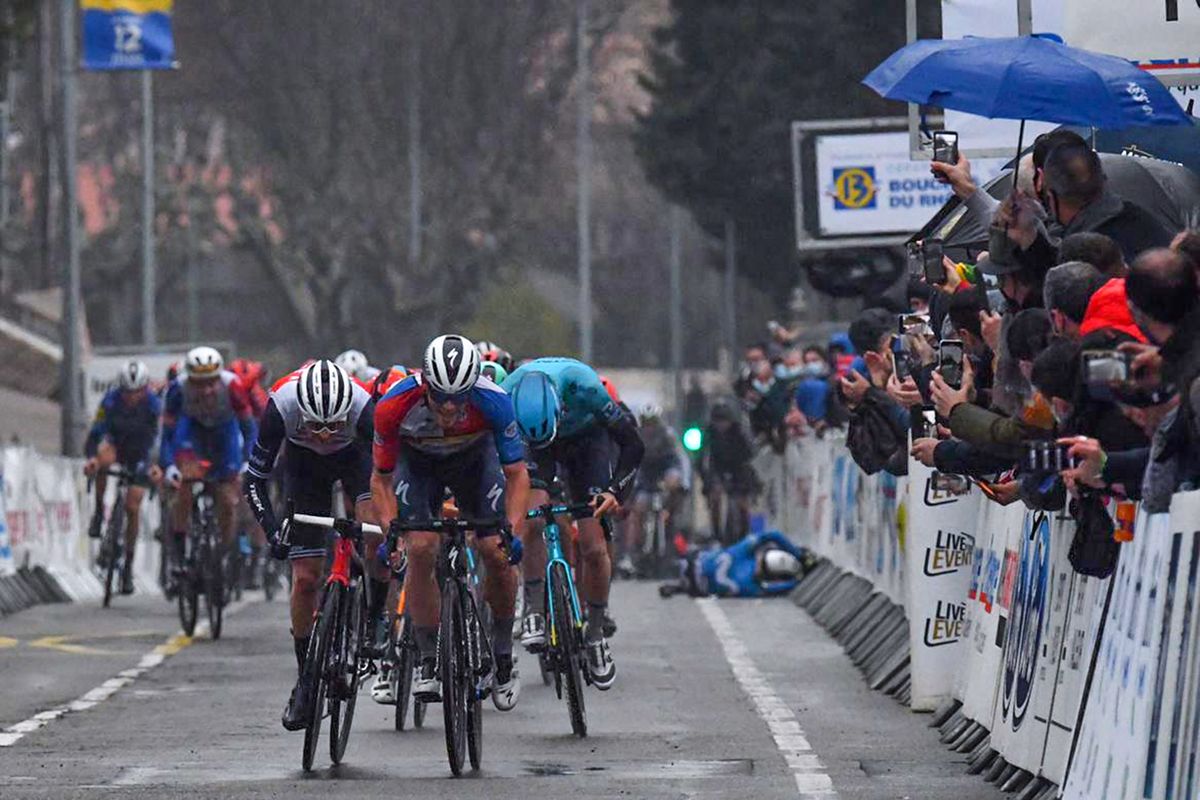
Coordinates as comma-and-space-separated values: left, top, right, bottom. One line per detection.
730, 130, 1200, 576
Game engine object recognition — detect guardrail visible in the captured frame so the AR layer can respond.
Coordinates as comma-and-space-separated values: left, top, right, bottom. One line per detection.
757, 432, 1200, 799
0, 446, 163, 614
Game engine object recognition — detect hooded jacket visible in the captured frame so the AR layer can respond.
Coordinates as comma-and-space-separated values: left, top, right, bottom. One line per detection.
1079, 278, 1148, 342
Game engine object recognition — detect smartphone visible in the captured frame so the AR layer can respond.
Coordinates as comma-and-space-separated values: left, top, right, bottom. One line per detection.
923, 239, 947, 284
894, 350, 912, 381
938, 339, 964, 389
931, 471, 970, 495
1082, 349, 1133, 384
932, 131, 959, 165
906, 242, 924, 277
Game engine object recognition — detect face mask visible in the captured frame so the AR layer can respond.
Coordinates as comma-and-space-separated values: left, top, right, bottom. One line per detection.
800, 361, 828, 379
775, 363, 804, 380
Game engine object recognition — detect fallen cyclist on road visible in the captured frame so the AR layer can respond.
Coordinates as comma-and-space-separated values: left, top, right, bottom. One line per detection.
659, 530, 812, 599
372, 334, 530, 712
241, 359, 386, 731
503, 357, 645, 689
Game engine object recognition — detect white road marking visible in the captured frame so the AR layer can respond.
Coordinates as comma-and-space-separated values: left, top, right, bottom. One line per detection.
0, 598, 252, 748
697, 598, 838, 799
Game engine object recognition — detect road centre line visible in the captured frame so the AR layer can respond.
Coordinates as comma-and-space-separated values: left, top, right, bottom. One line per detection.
697, 598, 838, 799
0, 599, 251, 748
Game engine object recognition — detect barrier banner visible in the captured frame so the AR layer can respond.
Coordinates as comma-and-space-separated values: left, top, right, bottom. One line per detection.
956, 498, 1023, 726
989, 510, 1066, 776
0, 473, 12, 575
1063, 511, 1174, 799
904, 461, 981, 710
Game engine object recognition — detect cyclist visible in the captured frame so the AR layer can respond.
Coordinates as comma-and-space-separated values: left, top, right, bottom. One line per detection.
82, 360, 163, 595
336, 348, 381, 386
368, 363, 414, 400
159, 347, 257, 587
372, 334, 529, 711
503, 358, 645, 690
618, 404, 688, 577
700, 401, 758, 544
229, 358, 272, 585
242, 359, 384, 731
662, 530, 809, 598
475, 340, 515, 373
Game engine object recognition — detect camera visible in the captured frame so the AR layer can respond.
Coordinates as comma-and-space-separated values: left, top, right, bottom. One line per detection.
1023, 440, 1075, 475
937, 339, 964, 390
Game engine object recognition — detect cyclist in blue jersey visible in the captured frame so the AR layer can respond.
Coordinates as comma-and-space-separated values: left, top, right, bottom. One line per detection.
662, 530, 809, 599
503, 357, 644, 690
83, 360, 163, 595
159, 347, 258, 582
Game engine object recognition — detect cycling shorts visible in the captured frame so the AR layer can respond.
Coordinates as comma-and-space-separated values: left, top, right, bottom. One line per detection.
393, 441, 507, 536
100, 437, 154, 487
527, 426, 613, 504
285, 442, 373, 560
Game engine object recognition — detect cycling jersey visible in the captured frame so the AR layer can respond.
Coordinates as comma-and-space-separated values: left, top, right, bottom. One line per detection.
84, 388, 162, 467
688, 531, 806, 598
160, 371, 257, 478
372, 373, 524, 471
369, 364, 413, 400
243, 378, 374, 557
503, 357, 644, 499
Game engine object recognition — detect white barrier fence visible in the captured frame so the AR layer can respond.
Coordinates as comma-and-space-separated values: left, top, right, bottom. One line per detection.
0, 446, 163, 606
759, 432, 1200, 795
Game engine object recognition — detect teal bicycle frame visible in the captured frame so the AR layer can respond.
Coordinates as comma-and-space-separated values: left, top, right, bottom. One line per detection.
529, 504, 586, 647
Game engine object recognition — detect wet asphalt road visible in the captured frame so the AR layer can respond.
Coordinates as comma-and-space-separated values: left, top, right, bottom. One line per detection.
0, 582, 1005, 799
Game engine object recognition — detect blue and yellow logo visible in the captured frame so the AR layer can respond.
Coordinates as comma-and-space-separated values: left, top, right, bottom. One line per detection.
832, 166, 877, 210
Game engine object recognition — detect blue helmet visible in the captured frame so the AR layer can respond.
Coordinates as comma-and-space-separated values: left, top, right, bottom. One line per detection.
510, 371, 561, 448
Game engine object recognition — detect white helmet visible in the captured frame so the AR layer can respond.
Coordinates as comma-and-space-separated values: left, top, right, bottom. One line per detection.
117, 359, 150, 391
474, 340, 498, 357
184, 346, 224, 380
639, 403, 663, 422
423, 334, 481, 396
761, 549, 802, 580
335, 349, 371, 381
297, 360, 355, 424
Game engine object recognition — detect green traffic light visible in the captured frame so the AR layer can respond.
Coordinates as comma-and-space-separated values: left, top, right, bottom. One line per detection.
682, 426, 703, 452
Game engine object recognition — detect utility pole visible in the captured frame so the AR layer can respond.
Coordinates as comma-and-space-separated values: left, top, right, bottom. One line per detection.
140, 71, 155, 344
407, 3, 422, 271
38, 0, 55, 290
59, 0, 81, 456
723, 217, 737, 370
576, 0, 593, 362
669, 206, 683, 428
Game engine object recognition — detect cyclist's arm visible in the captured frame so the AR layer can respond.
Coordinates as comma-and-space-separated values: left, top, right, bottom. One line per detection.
84, 396, 112, 458
230, 380, 257, 464
242, 398, 286, 535
502, 462, 530, 540
371, 393, 404, 528
603, 408, 645, 501
158, 383, 181, 468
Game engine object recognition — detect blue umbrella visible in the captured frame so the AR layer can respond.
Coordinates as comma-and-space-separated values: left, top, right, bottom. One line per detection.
863, 36, 1191, 129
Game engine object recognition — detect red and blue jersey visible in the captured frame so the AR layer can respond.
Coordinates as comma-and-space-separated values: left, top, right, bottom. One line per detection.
372, 374, 524, 471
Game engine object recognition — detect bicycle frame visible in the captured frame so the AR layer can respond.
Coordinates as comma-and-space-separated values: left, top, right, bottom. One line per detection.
541, 516, 584, 647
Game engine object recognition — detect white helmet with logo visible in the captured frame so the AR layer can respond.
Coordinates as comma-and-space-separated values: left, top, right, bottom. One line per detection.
760, 549, 802, 580
184, 346, 224, 380
297, 360, 355, 424
423, 334, 481, 396
117, 359, 150, 391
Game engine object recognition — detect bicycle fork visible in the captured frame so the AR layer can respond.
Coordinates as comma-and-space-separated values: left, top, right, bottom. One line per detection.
543, 524, 584, 648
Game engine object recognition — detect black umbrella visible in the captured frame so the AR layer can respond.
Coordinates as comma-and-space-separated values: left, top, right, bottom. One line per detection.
914, 153, 1200, 256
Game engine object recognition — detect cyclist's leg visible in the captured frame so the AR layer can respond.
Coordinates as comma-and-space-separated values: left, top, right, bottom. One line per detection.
393, 451, 443, 671
90, 440, 117, 537
519, 446, 556, 648
562, 429, 615, 646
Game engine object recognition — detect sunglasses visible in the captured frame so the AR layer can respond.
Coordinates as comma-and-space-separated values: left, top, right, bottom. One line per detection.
427, 388, 468, 407
302, 419, 347, 436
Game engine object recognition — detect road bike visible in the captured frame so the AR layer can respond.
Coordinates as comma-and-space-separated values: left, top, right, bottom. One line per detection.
525, 502, 612, 737
89, 465, 137, 608
388, 515, 513, 776
176, 468, 232, 639
289, 512, 382, 771
384, 581, 427, 731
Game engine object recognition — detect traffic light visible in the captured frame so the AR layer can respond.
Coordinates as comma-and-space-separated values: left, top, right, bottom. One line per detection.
682, 426, 703, 452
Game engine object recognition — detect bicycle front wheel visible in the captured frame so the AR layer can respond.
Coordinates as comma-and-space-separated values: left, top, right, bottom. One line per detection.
102, 502, 124, 608
550, 562, 587, 737
440, 580, 467, 776
302, 586, 338, 772
205, 544, 226, 640
393, 617, 414, 731
330, 582, 365, 764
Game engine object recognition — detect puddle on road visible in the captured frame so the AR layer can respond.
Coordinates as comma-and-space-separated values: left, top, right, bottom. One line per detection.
522, 759, 753, 779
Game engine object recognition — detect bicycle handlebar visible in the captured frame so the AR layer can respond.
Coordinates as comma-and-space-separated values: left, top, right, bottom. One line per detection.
388, 517, 505, 533
525, 501, 614, 536
292, 513, 384, 537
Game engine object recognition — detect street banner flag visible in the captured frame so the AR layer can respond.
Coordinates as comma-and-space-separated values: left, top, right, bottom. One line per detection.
80, 0, 175, 71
